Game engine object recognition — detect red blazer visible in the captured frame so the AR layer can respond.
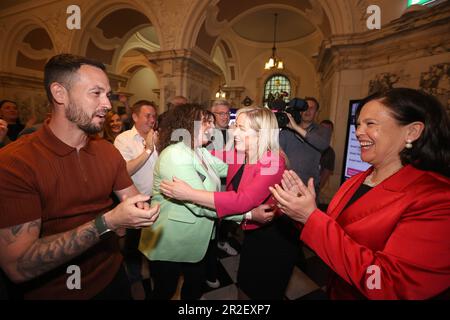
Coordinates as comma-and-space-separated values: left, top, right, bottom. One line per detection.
213, 150, 286, 230
301, 165, 450, 299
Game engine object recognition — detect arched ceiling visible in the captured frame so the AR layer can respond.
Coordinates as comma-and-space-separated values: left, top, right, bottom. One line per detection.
96, 8, 151, 39
232, 8, 316, 43
196, 0, 330, 55
22, 28, 53, 50
85, 8, 153, 65
16, 26, 54, 71
138, 26, 160, 45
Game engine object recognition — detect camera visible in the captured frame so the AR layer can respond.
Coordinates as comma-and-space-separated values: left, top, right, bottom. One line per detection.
268, 97, 308, 128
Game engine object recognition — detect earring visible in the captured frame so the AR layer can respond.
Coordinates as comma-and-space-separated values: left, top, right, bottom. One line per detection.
405, 139, 413, 149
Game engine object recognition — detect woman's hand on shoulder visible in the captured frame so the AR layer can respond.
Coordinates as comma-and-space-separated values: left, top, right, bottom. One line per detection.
159, 176, 193, 201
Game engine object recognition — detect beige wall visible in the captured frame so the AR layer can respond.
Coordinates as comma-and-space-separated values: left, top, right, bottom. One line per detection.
127, 68, 160, 109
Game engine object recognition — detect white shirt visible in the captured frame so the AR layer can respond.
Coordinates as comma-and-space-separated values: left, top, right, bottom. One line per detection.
114, 126, 158, 196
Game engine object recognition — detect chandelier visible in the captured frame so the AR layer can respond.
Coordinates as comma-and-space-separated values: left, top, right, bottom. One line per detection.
264, 13, 284, 70
215, 84, 226, 99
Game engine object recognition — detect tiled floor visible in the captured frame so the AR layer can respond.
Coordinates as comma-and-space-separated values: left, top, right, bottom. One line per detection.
201, 244, 329, 300
138, 240, 331, 300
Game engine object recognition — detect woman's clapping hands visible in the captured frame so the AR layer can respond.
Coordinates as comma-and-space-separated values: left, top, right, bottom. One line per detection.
269, 170, 317, 225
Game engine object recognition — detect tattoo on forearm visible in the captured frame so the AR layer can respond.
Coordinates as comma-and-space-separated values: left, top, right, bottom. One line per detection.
12, 221, 99, 281
0, 221, 37, 246
11, 224, 24, 236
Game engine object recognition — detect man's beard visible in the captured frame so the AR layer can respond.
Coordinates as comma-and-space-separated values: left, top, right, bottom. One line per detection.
65, 101, 103, 135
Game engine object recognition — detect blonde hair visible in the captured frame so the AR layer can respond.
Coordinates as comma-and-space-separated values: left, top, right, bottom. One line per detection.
236, 106, 280, 161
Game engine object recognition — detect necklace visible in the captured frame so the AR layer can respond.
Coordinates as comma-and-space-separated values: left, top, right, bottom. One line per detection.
363, 173, 378, 187
363, 166, 404, 187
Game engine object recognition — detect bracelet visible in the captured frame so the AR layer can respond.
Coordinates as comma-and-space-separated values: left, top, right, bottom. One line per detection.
244, 211, 252, 220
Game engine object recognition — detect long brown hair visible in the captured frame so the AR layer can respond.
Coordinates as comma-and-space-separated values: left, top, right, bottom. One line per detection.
103, 111, 123, 143
156, 104, 213, 153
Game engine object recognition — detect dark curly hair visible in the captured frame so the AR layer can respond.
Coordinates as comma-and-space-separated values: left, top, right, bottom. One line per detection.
356, 88, 450, 177
156, 103, 214, 153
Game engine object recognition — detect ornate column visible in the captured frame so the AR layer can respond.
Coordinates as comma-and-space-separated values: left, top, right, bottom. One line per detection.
222, 86, 245, 108
147, 48, 222, 111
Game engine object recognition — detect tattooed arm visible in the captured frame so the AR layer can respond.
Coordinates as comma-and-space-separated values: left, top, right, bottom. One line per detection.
0, 219, 99, 283
0, 191, 160, 283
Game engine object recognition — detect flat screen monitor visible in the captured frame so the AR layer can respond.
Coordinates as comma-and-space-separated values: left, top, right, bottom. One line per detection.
341, 100, 371, 184
228, 108, 237, 126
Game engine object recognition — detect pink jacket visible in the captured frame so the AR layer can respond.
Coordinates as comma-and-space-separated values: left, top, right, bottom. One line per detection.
213, 150, 286, 230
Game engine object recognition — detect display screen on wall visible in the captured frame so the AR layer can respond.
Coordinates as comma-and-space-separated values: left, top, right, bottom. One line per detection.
407, 0, 436, 6
341, 100, 371, 184
228, 108, 237, 126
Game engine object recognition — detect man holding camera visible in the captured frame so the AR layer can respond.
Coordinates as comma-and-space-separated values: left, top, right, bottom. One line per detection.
279, 97, 331, 196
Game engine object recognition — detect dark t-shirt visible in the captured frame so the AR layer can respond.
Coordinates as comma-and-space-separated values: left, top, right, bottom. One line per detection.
7, 122, 25, 141
320, 146, 336, 172
0, 121, 133, 299
280, 123, 331, 193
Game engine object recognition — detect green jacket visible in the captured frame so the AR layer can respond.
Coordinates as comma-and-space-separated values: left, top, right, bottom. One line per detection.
139, 142, 242, 263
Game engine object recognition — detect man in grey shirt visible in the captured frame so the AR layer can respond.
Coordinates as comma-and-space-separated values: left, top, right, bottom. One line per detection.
280, 97, 331, 196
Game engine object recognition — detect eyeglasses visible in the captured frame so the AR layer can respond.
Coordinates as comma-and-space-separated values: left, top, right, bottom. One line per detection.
213, 112, 231, 117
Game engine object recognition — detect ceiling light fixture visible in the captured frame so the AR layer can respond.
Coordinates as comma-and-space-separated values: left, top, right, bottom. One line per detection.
264, 13, 284, 70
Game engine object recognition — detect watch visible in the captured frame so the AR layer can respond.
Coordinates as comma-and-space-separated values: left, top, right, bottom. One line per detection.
94, 214, 112, 238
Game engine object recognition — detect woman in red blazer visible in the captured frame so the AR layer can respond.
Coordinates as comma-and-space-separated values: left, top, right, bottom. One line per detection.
160, 106, 299, 299
271, 88, 450, 299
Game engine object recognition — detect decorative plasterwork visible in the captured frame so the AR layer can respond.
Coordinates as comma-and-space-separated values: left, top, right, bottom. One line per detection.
316, 2, 450, 81
148, 0, 192, 49
368, 72, 400, 95
88, 27, 124, 51
45, 6, 73, 53
355, 0, 369, 33
420, 63, 450, 95
147, 48, 222, 79
205, 3, 228, 37
305, 0, 324, 27
17, 43, 53, 60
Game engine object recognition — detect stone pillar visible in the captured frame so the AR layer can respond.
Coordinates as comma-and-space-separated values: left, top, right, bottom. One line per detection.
147, 49, 222, 112
222, 86, 245, 108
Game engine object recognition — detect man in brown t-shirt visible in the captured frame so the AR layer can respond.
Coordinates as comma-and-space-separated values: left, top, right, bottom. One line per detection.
0, 54, 160, 299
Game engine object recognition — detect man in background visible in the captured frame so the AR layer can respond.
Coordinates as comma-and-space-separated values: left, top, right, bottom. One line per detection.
280, 97, 331, 195
114, 100, 158, 299
318, 119, 336, 210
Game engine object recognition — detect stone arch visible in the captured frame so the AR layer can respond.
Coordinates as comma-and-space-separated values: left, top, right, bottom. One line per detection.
190, 1, 337, 57
318, 0, 355, 35
116, 46, 156, 74
179, 0, 214, 49
212, 37, 240, 84
69, 1, 163, 61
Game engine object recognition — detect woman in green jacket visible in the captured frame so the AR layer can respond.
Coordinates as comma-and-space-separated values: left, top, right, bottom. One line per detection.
139, 104, 242, 299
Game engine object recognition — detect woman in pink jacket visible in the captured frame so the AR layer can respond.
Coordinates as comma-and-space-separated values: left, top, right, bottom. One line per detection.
160, 106, 299, 299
